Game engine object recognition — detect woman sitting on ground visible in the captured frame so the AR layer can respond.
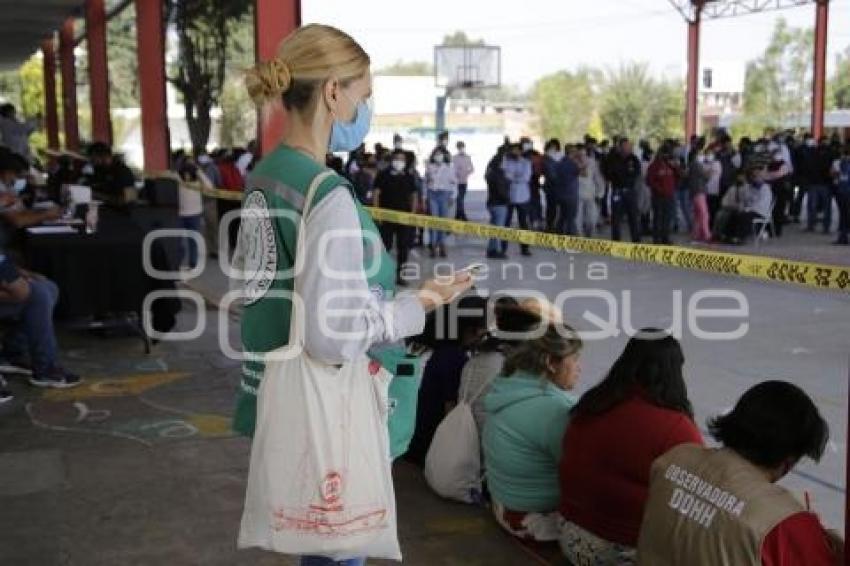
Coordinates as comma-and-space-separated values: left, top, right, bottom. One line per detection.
558, 330, 702, 565
482, 322, 583, 542
458, 297, 543, 440
405, 293, 490, 466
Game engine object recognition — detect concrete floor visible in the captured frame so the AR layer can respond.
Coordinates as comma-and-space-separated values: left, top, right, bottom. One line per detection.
1, 191, 847, 564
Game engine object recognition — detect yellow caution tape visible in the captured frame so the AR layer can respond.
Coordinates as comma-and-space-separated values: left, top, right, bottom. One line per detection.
146, 170, 243, 201
366, 207, 850, 294
136, 169, 849, 293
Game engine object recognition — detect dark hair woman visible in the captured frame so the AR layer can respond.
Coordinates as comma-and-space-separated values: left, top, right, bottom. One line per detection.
557, 330, 702, 566
638, 381, 838, 566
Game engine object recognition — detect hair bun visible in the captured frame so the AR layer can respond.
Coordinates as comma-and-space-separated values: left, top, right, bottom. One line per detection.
246, 56, 292, 105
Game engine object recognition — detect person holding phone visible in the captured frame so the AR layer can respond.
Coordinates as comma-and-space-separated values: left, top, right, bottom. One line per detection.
236, 24, 473, 566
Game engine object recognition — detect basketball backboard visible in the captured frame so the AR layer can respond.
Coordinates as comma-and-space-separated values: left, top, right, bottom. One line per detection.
434, 45, 501, 90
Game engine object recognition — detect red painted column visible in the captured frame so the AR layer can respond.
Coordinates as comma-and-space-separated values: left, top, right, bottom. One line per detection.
86, 0, 112, 145
41, 38, 60, 152
135, 0, 169, 171
812, 0, 829, 139
59, 19, 80, 151
254, 0, 301, 157
685, 5, 702, 141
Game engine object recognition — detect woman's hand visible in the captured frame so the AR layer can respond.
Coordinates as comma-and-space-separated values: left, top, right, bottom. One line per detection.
416, 271, 474, 312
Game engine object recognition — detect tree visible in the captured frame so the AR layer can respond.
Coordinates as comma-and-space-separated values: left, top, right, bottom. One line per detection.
741, 18, 812, 133
441, 31, 485, 47
165, 0, 251, 154
829, 47, 850, 110
598, 63, 683, 143
107, 6, 141, 109
376, 60, 433, 76
531, 69, 596, 142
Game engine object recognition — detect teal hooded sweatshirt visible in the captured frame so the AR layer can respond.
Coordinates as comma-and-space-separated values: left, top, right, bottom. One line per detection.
482, 370, 577, 512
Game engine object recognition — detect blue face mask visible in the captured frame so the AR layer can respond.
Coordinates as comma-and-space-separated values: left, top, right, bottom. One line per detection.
12, 178, 25, 194
329, 93, 372, 153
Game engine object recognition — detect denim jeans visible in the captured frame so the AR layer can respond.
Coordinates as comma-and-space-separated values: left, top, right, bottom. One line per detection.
652, 196, 676, 244
836, 190, 850, 242
675, 187, 692, 233
300, 556, 365, 566
806, 184, 833, 232
455, 183, 468, 220
180, 214, 203, 269
611, 188, 641, 242
0, 278, 59, 374
554, 196, 579, 236
504, 202, 531, 253
487, 204, 509, 253
428, 190, 452, 245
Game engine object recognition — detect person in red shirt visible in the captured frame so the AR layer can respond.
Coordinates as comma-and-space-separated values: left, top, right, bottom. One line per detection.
558, 329, 702, 565
645, 143, 681, 244
637, 380, 841, 566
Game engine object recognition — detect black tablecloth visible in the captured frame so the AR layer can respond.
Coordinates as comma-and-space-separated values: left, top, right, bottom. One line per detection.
23, 207, 181, 331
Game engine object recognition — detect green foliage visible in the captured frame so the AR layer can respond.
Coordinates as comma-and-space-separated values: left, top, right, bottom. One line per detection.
441, 31, 485, 47
165, 0, 252, 153
531, 69, 596, 142
741, 18, 812, 131
107, 6, 140, 108
829, 47, 850, 110
376, 60, 434, 76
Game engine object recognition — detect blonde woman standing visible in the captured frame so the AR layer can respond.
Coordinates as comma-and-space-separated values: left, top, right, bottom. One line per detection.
235, 24, 472, 565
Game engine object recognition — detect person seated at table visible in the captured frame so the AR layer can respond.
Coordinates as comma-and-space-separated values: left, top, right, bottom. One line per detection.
558, 330, 702, 565
482, 322, 583, 542
712, 164, 772, 244
0, 150, 62, 230
637, 381, 841, 565
81, 142, 136, 198
0, 252, 80, 389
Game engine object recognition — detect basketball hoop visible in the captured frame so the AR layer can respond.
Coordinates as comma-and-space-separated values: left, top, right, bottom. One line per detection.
434, 45, 501, 92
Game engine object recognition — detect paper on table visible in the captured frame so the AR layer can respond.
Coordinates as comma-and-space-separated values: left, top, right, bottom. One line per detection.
27, 226, 77, 235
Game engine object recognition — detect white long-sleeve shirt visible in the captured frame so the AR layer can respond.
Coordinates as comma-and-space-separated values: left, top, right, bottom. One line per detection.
452, 152, 474, 184
299, 187, 426, 363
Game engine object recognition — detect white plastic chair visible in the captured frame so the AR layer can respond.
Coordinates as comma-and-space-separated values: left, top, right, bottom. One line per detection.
752, 199, 776, 247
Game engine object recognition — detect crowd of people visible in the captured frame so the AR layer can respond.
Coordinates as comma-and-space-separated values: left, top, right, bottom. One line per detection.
339, 128, 850, 264
405, 294, 842, 565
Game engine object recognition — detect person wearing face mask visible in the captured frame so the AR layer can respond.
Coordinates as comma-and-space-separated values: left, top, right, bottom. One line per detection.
542, 139, 563, 232
374, 149, 417, 284
687, 151, 711, 243
714, 165, 772, 244
704, 150, 723, 227
606, 138, 643, 243
0, 150, 62, 232
452, 141, 474, 221
237, 25, 474, 565
80, 142, 136, 200
501, 143, 533, 256
425, 147, 457, 258
521, 137, 545, 230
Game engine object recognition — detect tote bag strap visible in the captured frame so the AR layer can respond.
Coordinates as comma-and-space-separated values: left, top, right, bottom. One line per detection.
287, 170, 336, 348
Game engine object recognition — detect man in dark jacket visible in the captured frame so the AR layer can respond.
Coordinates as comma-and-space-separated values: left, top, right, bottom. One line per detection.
486, 145, 511, 259
606, 137, 642, 242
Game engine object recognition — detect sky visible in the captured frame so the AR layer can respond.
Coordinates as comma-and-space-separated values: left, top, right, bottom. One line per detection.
302, 0, 850, 89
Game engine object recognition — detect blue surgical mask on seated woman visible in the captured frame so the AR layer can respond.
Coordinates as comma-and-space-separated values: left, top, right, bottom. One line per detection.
12, 178, 26, 194
329, 91, 373, 153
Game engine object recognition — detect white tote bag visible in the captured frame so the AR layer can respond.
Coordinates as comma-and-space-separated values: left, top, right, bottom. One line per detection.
422, 371, 494, 504
238, 172, 402, 561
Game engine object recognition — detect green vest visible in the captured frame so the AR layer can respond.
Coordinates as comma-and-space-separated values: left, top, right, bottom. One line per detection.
232, 145, 422, 459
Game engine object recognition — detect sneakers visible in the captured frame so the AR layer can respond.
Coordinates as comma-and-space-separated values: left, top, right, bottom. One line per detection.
0, 357, 32, 376
29, 366, 82, 389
